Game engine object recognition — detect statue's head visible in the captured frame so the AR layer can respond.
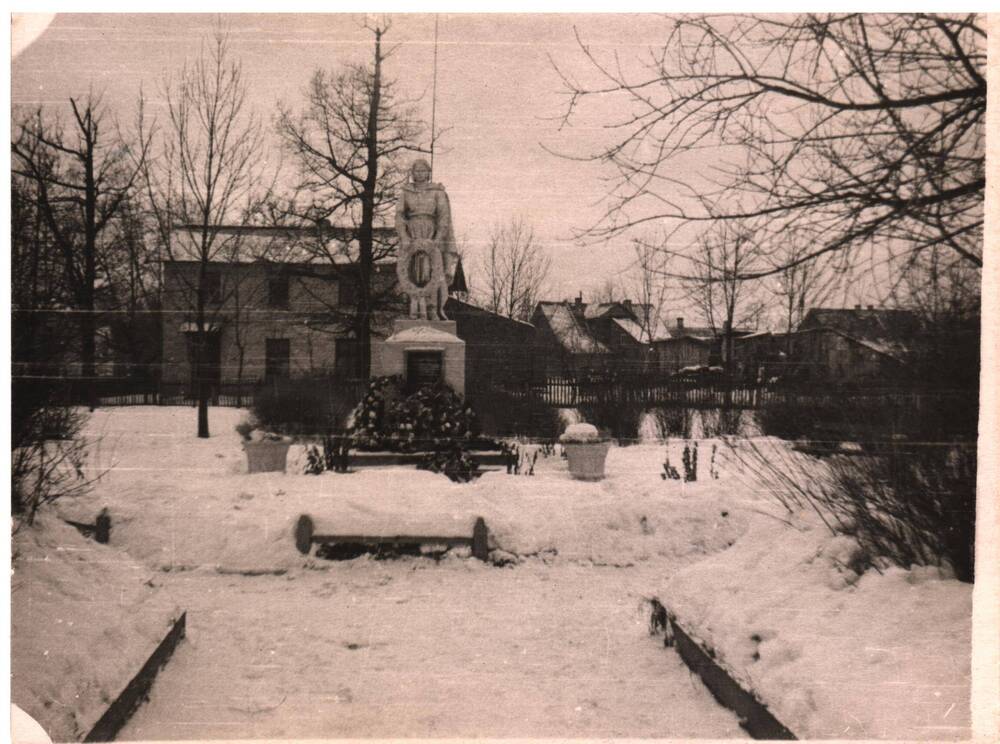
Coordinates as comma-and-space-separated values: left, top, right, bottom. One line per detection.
410, 158, 432, 184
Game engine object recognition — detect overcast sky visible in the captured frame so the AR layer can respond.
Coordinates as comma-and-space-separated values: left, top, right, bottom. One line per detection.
12, 13, 882, 318
13, 15, 664, 295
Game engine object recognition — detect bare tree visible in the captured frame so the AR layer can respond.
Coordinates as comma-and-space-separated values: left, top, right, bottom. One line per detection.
628, 238, 672, 342
275, 19, 425, 378
12, 93, 152, 406
590, 276, 622, 305
685, 222, 765, 370
478, 217, 552, 321
552, 14, 985, 287
151, 30, 268, 437
767, 234, 842, 352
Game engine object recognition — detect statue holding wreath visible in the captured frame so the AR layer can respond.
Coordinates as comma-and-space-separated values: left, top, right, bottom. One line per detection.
394, 158, 457, 320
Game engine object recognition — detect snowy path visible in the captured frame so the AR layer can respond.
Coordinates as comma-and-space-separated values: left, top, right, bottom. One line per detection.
120, 560, 746, 740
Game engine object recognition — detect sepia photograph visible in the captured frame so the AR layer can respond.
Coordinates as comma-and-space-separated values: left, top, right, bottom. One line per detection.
8, 11, 994, 743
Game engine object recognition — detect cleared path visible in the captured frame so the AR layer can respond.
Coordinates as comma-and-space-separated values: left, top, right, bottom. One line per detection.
120, 560, 746, 740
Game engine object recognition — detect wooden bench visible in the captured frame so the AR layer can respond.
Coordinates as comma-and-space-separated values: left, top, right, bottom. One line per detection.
295, 514, 490, 562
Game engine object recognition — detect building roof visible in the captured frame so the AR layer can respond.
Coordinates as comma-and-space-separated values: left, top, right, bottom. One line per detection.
535, 302, 610, 354
653, 334, 713, 347
612, 317, 649, 343
169, 223, 397, 264
662, 325, 716, 340
445, 298, 535, 328
448, 256, 468, 294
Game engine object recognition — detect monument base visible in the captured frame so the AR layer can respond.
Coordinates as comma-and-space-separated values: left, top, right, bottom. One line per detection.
374, 319, 466, 395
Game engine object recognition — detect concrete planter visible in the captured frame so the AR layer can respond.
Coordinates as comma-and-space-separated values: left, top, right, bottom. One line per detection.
563, 441, 611, 481
243, 440, 291, 473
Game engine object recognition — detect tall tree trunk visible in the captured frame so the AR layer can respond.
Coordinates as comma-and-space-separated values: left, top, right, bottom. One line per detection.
196, 252, 210, 438
82, 123, 98, 410
358, 27, 383, 380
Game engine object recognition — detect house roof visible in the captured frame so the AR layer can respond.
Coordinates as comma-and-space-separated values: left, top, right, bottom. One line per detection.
612, 317, 649, 343
445, 298, 535, 328
799, 307, 921, 337
535, 302, 610, 354
169, 223, 397, 264
653, 334, 713, 347
448, 256, 468, 294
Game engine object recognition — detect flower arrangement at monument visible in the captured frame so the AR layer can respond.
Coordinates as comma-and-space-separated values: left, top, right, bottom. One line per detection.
351, 376, 476, 452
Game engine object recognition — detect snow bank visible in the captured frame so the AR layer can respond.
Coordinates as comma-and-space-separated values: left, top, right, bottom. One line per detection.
661, 507, 972, 740
60, 408, 750, 574
11, 513, 181, 742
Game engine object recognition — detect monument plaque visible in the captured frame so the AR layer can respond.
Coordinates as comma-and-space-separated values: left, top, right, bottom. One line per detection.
406, 350, 444, 389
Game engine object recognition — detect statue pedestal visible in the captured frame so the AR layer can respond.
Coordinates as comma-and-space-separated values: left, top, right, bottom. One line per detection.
374, 319, 466, 395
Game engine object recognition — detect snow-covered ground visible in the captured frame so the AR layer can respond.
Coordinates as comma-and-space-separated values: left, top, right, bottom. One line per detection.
10, 405, 973, 741
118, 564, 743, 740
11, 513, 180, 742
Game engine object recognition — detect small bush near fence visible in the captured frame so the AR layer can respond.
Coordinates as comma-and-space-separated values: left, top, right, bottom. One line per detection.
252, 375, 362, 437
469, 388, 562, 441
12, 381, 96, 526
757, 388, 978, 447
579, 400, 645, 445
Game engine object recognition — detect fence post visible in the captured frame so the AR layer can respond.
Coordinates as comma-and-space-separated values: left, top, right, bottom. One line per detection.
472, 517, 489, 562
295, 514, 315, 555
95, 509, 111, 544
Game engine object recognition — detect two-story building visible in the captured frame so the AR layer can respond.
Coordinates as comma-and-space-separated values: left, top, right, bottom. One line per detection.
160, 224, 535, 399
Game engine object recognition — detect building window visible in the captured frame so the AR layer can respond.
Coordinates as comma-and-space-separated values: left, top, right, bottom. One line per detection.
202, 270, 222, 304
338, 278, 357, 308
335, 338, 360, 379
265, 338, 291, 382
268, 275, 290, 309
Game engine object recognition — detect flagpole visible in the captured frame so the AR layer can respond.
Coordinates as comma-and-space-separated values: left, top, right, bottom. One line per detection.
430, 14, 439, 172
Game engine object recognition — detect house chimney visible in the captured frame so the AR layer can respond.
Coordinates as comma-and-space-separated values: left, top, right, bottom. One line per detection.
623, 299, 632, 309
575, 293, 583, 307
676, 317, 684, 329
854, 304, 862, 310
723, 320, 732, 333
867, 304, 874, 310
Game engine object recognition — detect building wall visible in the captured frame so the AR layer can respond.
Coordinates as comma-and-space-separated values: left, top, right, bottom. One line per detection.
652, 338, 712, 373
789, 330, 897, 383
161, 261, 394, 392
161, 263, 536, 395
446, 299, 535, 388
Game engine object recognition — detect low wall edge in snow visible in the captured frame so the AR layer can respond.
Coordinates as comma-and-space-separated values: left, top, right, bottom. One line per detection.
649, 599, 796, 740
83, 611, 187, 742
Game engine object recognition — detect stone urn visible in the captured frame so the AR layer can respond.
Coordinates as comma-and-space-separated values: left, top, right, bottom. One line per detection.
242, 434, 292, 474
560, 423, 611, 481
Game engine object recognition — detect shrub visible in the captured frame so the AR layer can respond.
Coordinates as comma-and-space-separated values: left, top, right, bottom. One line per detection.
417, 442, 482, 483
352, 376, 477, 452
304, 435, 351, 475
652, 407, 691, 439
468, 388, 562, 441
579, 400, 645, 445
12, 382, 95, 527
682, 442, 699, 482
757, 389, 978, 449
726, 439, 976, 582
252, 374, 361, 437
